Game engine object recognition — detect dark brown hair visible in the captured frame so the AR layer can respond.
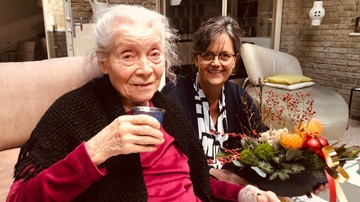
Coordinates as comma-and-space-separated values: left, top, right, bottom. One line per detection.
192, 16, 242, 62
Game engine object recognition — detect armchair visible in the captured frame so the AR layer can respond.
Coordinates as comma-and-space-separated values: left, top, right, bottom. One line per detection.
0, 57, 102, 201
240, 43, 348, 140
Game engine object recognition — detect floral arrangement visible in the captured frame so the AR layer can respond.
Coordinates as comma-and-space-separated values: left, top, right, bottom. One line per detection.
216, 82, 360, 182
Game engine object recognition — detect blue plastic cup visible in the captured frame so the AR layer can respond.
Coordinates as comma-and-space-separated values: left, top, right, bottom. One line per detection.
131, 106, 166, 124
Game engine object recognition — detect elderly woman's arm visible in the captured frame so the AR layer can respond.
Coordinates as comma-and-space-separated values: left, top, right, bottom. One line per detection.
6, 143, 106, 202
210, 177, 243, 201
7, 113, 164, 201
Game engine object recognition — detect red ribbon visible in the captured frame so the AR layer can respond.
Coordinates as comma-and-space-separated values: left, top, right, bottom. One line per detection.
321, 146, 349, 202
325, 172, 336, 202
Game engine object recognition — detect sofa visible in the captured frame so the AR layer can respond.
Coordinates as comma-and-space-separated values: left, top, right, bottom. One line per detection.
0, 57, 102, 201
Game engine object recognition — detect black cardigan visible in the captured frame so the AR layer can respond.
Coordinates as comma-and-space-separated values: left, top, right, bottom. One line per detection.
162, 73, 263, 149
14, 75, 211, 202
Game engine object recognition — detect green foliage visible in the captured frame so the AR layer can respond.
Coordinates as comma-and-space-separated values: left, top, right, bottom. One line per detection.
232, 160, 243, 167
289, 164, 306, 174
269, 171, 289, 181
257, 161, 274, 173
254, 143, 275, 161
215, 85, 360, 181
285, 150, 303, 161
335, 145, 360, 163
219, 137, 333, 180
239, 149, 259, 165
301, 152, 327, 171
277, 170, 290, 180
272, 154, 286, 164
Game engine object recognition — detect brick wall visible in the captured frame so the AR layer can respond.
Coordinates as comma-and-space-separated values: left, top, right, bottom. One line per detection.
70, 0, 93, 23
281, 0, 360, 120
69, 0, 360, 120
70, 0, 157, 23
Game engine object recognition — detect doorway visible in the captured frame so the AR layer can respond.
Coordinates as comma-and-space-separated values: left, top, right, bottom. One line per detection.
0, 0, 46, 62
42, 0, 68, 59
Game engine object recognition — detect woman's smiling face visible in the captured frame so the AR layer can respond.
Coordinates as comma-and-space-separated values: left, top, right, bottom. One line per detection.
195, 33, 236, 88
99, 22, 164, 109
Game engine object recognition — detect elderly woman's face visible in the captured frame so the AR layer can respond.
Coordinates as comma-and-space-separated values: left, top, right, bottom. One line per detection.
99, 22, 165, 108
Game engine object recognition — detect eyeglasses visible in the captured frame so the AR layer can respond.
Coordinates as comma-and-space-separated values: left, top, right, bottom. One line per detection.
198, 51, 236, 64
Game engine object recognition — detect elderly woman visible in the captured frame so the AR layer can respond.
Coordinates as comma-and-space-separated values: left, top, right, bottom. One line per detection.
7, 5, 279, 202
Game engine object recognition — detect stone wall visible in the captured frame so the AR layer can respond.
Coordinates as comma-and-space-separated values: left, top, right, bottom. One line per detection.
281, 0, 360, 120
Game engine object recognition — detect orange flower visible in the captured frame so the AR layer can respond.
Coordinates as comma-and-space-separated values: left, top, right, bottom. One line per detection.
295, 118, 324, 138
280, 132, 304, 150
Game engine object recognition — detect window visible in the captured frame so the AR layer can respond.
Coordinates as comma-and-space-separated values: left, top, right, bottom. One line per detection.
161, 0, 282, 78
162, 0, 282, 50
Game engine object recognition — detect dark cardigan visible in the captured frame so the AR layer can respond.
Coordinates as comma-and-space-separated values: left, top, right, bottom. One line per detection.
162, 73, 263, 150
14, 75, 211, 202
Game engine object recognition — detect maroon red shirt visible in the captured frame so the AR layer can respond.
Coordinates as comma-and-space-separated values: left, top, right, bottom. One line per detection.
7, 119, 242, 202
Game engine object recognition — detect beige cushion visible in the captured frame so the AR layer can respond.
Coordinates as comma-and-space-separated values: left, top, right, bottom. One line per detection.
0, 57, 102, 200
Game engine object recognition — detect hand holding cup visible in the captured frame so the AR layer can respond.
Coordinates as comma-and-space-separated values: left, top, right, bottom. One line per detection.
85, 107, 165, 165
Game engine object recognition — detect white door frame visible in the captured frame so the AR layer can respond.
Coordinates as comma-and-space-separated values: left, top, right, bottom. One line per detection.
221, 0, 282, 50
273, 0, 283, 50
63, 0, 74, 56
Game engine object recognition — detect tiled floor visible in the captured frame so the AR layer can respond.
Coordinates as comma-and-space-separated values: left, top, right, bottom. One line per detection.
339, 119, 360, 146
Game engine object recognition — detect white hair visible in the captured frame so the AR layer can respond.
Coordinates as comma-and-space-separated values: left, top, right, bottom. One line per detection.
86, 4, 179, 82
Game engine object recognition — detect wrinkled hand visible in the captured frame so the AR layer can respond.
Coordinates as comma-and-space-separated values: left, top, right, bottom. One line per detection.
209, 168, 255, 186
307, 183, 328, 198
85, 114, 164, 165
238, 185, 280, 202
